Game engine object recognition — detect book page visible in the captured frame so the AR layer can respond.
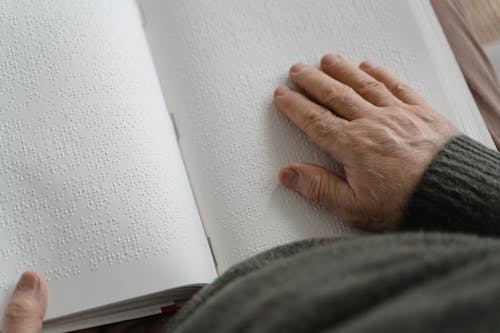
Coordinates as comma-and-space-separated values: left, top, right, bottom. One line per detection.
140, 0, 494, 271
0, 0, 216, 324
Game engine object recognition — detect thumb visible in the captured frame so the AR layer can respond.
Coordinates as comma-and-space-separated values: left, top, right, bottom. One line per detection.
3, 272, 47, 333
279, 163, 355, 220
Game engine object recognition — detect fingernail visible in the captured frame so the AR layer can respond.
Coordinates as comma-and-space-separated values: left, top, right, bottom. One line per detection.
280, 168, 299, 190
274, 85, 289, 97
17, 272, 39, 292
321, 54, 341, 67
360, 61, 374, 70
290, 63, 307, 74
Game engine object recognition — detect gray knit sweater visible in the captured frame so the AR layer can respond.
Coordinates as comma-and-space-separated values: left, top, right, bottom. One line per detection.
163, 136, 500, 333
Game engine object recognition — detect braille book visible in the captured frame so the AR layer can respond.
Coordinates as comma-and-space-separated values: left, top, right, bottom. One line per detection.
0, 0, 494, 332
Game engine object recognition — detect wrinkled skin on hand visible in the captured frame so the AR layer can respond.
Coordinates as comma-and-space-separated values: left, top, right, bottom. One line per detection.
275, 54, 459, 231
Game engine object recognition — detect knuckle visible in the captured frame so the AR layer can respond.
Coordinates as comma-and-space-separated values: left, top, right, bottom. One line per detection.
324, 86, 353, 106
304, 108, 324, 126
389, 82, 410, 96
306, 173, 329, 205
5, 297, 37, 321
357, 80, 384, 95
303, 110, 331, 136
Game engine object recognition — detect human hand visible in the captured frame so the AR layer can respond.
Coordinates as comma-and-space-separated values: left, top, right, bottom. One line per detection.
2, 271, 169, 333
3, 272, 47, 333
275, 54, 460, 231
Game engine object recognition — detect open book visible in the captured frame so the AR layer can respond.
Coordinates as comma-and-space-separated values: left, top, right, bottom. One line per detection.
0, 0, 494, 331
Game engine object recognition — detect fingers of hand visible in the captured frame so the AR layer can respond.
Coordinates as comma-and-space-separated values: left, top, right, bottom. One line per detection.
359, 61, 426, 106
3, 271, 47, 333
274, 85, 347, 161
275, 55, 446, 231
288, 63, 373, 120
279, 164, 355, 221
320, 54, 401, 107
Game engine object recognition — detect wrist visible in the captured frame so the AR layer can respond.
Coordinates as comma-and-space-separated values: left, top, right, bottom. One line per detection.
401, 135, 500, 235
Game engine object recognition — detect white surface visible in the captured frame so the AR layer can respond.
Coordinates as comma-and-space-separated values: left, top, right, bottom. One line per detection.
0, 0, 216, 327
141, 0, 494, 272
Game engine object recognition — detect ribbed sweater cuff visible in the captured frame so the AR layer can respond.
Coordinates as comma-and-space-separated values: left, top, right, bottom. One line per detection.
401, 136, 500, 236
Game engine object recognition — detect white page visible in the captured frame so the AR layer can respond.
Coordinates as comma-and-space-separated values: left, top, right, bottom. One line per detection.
141, 0, 494, 271
0, 0, 216, 325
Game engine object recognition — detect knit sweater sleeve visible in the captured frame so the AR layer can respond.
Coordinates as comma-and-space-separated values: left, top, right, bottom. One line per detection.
401, 135, 500, 236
